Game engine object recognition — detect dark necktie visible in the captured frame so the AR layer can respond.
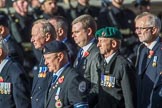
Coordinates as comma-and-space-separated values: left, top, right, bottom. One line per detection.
77, 48, 83, 61
141, 47, 149, 68
51, 75, 57, 87
47, 75, 57, 97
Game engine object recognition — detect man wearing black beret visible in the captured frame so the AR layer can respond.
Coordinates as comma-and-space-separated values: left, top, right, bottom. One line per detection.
95, 27, 136, 108
43, 40, 89, 108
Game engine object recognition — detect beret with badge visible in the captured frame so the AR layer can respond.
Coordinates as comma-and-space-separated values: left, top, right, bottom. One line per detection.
43, 40, 67, 54
95, 27, 122, 39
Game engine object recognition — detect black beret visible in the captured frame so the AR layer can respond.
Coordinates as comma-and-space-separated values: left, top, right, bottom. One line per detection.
43, 40, 67, 54
0, 11, 9, 27
95, 27, 122, 39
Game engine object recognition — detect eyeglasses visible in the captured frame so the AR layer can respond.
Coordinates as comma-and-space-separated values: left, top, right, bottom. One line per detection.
135, 27, 154, 31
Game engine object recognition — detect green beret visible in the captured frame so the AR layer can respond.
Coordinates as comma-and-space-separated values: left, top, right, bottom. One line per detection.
95, 27, 122, 39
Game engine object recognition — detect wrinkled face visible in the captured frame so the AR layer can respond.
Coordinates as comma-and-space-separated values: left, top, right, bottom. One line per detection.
72, 22, 89, 47
97, 37, 113, 56
44, 53, 60, 72
42, 0, 57, 15
31, 23, 46, 49
135, 16, 154, 44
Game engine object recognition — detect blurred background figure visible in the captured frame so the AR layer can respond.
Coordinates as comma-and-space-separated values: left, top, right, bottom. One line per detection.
134, 0, 151, 13
11, 0, 36, 78
0, 0, 6, 8
48, 16, 78, 64
98, 0, 139, 64
66, 0, 100, 23
39, 0, 65, 19
101, 0, 112, 7
12, 0, 34, 43
28, 0, 43, 20
0, 11, 24, 65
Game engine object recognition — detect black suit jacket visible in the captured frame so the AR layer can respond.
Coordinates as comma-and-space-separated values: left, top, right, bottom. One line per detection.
97, 52, 136, 108
5, 36, 24, 64
73, 40, 102, 107
63, 38, 78, 64
44, 65, 88, 108
136, 37, 162, 108
31, 55, 52, 108
0, 59, 31, 108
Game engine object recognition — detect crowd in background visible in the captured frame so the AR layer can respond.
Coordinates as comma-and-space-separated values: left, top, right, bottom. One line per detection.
0, 0, 162, 108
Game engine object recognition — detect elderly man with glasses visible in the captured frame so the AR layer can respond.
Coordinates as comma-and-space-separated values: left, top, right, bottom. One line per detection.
135, 12, 162, 108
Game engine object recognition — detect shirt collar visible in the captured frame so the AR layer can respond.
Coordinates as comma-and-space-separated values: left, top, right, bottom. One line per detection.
144, 37, 159, 50
3, 34, 11, 42
53, 62, 70, 77
62, 37, 67, 43
105, 52, 116, 64
0, 56, 10, 73
82, 38, 95, 52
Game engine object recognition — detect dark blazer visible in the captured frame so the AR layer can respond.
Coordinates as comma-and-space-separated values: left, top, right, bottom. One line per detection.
5, 35, 24, 64
31, 56, 52, 108
44, 65, 88, 108
136, 37, 162, 108
0, 59, 31, 108
96, 51, 136, 108
63, 38, 78, 64
73, 40, 102, 107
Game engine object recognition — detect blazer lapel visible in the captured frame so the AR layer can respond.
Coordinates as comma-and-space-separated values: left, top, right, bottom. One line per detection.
44, 75, 53, 108
143, 41, 161, 73
45, 66, 70, 107
0, 60, 12, 81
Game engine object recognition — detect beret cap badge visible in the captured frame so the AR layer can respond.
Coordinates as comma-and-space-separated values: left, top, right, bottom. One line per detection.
95, 27, 122, 39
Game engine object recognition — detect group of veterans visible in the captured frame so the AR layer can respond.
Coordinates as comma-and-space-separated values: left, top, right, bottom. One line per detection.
0, 0, 162, 108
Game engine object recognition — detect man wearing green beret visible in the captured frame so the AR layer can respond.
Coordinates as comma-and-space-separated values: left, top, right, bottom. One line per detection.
95, 27, 136, 108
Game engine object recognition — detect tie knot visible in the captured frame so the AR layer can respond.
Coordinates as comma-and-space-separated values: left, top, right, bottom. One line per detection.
51, 75, 57, 85
78, 48, 83, 58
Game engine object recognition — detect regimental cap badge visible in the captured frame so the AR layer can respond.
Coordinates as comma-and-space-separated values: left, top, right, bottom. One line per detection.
102, 31, 106, 37
95, 27, 122, 39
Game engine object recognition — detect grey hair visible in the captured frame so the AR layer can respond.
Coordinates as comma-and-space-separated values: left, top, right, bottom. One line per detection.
135, 12, 161, 33
33, 19, 56, 39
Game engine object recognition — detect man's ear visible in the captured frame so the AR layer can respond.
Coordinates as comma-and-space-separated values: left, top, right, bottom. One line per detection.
57, 52, 64, 62
87, 27, 92, 36
111, 40, 117, 48
0, 26, 4, 35
57, 28, 64, 37
0, 48, 3, 56
152, 27, 158, 35
45, 32, 51, 41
